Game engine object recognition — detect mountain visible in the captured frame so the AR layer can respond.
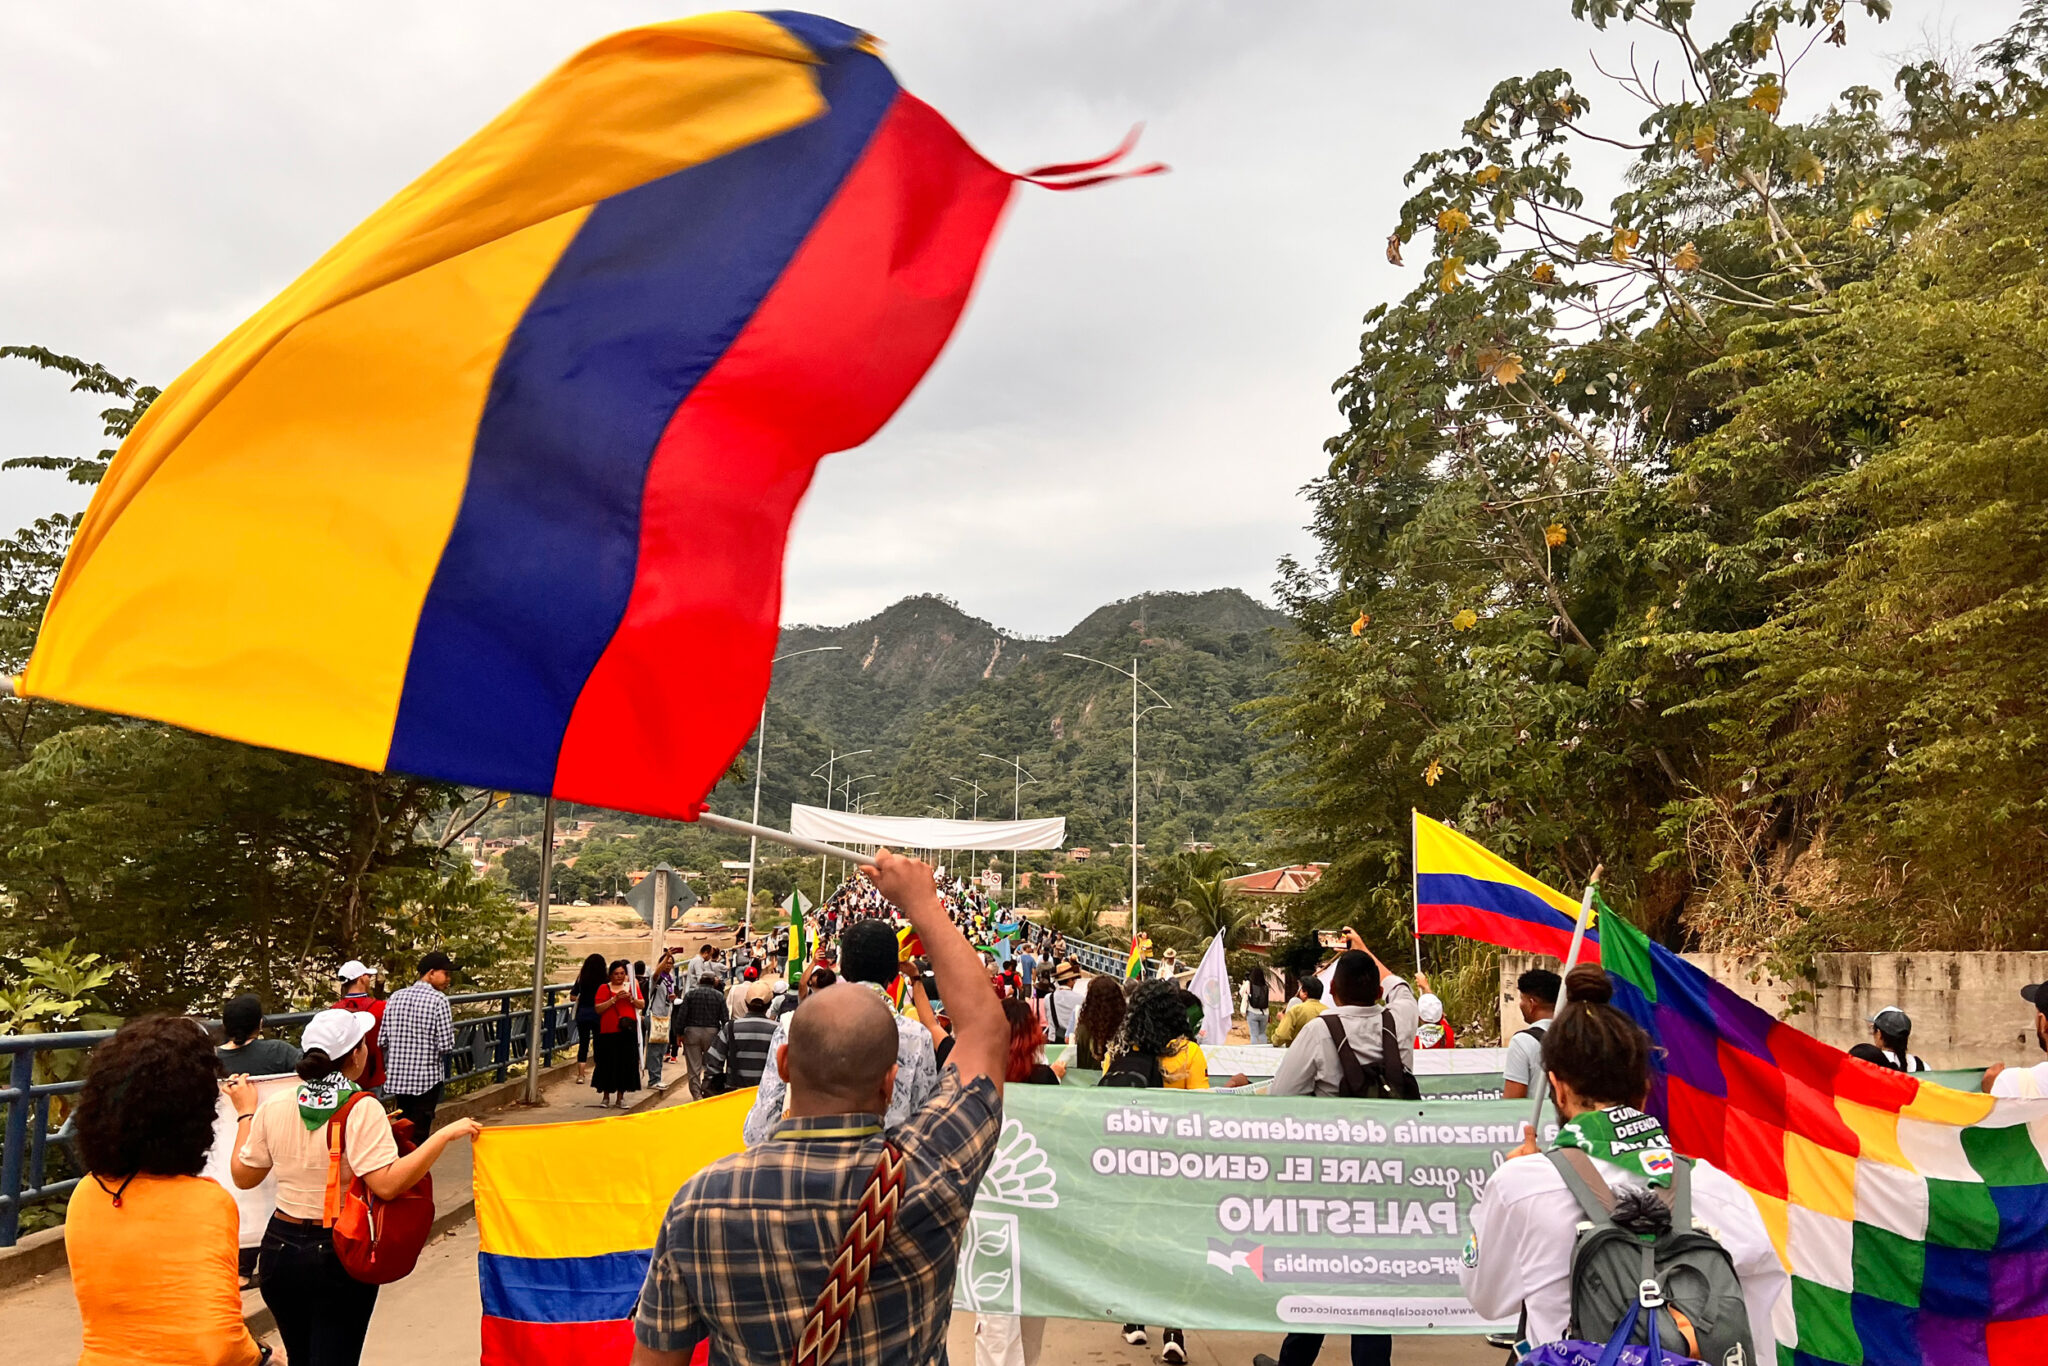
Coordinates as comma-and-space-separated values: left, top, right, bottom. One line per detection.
755, 587, 1291, 854
478, 588, 1293, 888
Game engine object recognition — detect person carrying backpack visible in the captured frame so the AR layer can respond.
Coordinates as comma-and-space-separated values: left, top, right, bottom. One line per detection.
1252, 936, 1416, 1366
1459, 964, 1787, 1363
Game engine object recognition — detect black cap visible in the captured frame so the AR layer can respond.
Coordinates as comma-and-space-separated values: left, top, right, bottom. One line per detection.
417, 950, 455, 976
2023, 983, 2048, 1007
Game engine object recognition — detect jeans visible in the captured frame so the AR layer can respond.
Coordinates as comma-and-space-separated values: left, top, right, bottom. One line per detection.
1276, 1333, 1390, 1366
1247, 1008, 1268, 1045
387, 1082, 442, 1138
644, 1034, 666, 1086
259, 1216, 379, 1366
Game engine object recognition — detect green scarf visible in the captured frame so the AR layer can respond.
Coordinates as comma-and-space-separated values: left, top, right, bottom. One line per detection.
296, 1073, 360, 1131
1554, 1104, 1678, 1188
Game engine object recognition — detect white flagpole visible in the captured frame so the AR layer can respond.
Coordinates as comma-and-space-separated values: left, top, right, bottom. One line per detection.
1527, 863, 1602, 1145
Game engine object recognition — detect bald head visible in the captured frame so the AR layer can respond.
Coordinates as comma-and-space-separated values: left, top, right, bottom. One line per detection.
782, 983, 899, 1113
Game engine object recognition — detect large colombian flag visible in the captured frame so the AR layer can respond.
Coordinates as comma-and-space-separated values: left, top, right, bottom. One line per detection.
473, 1089, 752, 1363
1411, 811, 1596, 963
16, 11, 1146, 820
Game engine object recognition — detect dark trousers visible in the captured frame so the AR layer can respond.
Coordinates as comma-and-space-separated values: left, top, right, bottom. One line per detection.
1277, 1332, 1391, 1366
258, 1216, 379, 1366
388, 1082, 443, 1137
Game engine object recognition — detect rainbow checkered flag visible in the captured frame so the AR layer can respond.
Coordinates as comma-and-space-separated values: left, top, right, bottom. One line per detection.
1594, 896, 2048, 1365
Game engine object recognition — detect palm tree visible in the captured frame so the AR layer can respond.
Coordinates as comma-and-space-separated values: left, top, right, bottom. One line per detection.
1152, 876, 1261, 956
1053, 892, 1107, 940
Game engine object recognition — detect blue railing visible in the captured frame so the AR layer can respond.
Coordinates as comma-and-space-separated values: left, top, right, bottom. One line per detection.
0, 985, 574, 1247
1064, 935, 1162, 979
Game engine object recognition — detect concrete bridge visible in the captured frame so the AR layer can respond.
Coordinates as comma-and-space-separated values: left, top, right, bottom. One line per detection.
0, 1066, 1489, 1365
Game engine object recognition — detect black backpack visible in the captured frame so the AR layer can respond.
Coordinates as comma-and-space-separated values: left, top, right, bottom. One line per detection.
1547, 1148, 1754, 1366
1322, 1010, 1420, 1101
1098, 1050, 1165, 1088
1247, 974, 1270, 1010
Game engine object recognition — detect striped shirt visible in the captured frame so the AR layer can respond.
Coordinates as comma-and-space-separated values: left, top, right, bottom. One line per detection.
741, 985, 937, 1146
704, 1013, 778, 1093
633, 1066, 1000, 1365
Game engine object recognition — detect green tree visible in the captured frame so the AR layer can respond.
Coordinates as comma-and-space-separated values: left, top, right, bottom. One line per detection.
1258, 1, 2048, 961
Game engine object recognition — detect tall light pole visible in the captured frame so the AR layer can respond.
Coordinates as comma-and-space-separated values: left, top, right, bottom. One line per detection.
979, 753, 1037, 912
811, 748, 872, 905
1062, 653, 1172, 946
746, 646, 842, 913
946, 774, 987, 882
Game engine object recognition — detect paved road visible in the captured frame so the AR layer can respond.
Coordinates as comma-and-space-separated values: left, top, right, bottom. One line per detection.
5, 1066, 1504, 1364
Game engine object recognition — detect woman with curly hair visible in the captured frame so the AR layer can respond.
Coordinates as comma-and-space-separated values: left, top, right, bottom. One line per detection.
67, 1015, 265, 1366
1098, 981, 1207, 1364
1069, 974, 1127, 1071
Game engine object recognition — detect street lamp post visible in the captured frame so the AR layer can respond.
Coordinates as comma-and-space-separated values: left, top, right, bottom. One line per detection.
978, 753, 1037, 911
810, 748, 872, 905
1062, 653, 1172, 947
946, 774, 988, 883
746, 646, 843, 913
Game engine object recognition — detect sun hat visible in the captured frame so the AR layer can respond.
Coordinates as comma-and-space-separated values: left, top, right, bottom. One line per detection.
1417, 993, 1445, 1024
301, 1007, 378, 1061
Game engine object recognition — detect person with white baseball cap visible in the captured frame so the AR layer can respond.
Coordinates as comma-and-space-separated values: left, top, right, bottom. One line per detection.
1848, 1006, 1926, 1073
227, 1008, 478, 1366
330, 959, 387, 1092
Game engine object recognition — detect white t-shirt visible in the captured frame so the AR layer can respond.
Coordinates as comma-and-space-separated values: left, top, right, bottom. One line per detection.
1503, 1022, 1548, 1089
1460, 1150, 1788, 1351
1989, 1060, 2048, 1098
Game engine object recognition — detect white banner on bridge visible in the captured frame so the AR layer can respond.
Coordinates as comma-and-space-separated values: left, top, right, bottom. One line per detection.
789, 803, 1065, 851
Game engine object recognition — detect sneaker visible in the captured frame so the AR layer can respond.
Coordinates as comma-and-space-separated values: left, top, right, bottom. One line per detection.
1121, 1325, 1147, 1346
1160, 1330, 1186, 1364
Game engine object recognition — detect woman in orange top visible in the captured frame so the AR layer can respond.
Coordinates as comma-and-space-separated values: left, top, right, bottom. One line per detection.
591, 958, 643, 1107
66, 1015, 265, 1366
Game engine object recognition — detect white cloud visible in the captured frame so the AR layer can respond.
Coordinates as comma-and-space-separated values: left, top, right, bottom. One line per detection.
0, 0, 2023, 635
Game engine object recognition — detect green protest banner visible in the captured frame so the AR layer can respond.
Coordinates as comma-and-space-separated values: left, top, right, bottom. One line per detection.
953, 1084, 1525, 1334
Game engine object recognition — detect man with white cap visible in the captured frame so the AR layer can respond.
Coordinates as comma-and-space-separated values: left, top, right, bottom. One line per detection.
1414, 990, 1456, 1050
330, 959, 386, 1092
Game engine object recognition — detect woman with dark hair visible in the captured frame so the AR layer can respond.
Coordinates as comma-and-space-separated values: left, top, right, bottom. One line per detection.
1070, 975, 1127, 1071
571, 952, 608, 1084
1849, 1006, 1927, 1072
1458, 964, 1787, 1355
216, 993, 301, 1077
591, 959, 643, 1107
1102, 981, 1211, 1091
68, 1016, 264, 1366
230, 1009, 479, 1365
974, 1000, 1060, 1366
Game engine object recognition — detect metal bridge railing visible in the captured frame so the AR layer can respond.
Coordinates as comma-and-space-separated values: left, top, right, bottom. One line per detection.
0, 985, 574, 1247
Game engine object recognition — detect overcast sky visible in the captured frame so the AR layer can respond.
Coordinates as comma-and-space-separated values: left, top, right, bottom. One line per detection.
0, 1, 2016, 636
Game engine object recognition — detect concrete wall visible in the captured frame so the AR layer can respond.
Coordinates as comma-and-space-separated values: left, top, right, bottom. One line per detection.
1499, 951, 2048, 1069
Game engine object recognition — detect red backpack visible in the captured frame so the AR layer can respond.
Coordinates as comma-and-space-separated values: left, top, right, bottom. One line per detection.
323, 1092, 434, 1283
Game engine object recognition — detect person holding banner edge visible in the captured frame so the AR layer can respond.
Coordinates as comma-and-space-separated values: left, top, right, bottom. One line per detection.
629, 848, 1006, 1366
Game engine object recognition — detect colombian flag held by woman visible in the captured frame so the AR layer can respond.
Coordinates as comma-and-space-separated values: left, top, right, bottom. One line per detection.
16, 11, 1154, 819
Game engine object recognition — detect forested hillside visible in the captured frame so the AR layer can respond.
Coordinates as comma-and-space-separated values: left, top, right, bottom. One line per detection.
481, 587, 1292, 888
1261, 0, 2048, 971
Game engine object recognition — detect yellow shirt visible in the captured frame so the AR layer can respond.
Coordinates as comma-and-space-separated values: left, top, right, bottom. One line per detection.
66, 1173, 262, 1366
1270, 999, 1327, 1047
1161, 1040, 1210, 1090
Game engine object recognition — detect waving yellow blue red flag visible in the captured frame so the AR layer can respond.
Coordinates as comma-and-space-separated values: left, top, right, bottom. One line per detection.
15, 11, 1156, 820
1412, 811, 1596, 963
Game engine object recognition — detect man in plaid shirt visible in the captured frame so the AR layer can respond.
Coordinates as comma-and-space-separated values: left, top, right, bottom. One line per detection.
630, 850, 1006, 1366
381, 950, 456, 1134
